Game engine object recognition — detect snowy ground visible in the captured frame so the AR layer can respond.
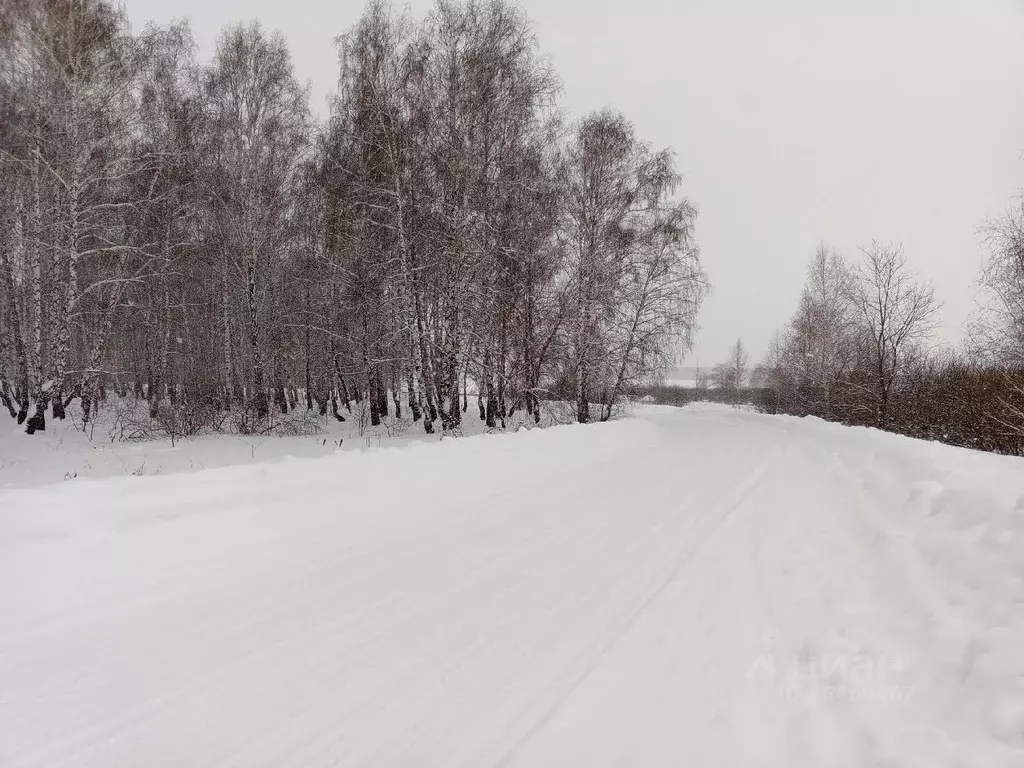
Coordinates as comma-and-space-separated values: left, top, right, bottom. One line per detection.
1, 404, 1022, 766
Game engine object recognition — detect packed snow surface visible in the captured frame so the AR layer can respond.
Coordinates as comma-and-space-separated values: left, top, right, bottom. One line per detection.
1, 404, 1022, 766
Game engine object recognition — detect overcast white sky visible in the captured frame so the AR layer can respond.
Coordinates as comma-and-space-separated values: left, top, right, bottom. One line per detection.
127, 0, 1024, 367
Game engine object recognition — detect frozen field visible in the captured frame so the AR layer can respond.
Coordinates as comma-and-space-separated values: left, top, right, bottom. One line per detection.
0, 404, 1022, 766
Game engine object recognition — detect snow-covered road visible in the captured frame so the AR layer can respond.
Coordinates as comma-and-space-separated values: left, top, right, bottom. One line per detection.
1, 405, 1022, 766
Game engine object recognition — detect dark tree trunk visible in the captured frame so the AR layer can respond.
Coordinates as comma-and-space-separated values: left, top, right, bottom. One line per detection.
25, 394, 48, 434
149, 374, 162, 419
407, 376, 422, 422
82, 390, 93, 425
342, 379, 353, 412
52, 393, 66, 420
0, 382, 16, 419
577, 370, 590, 424
369, 384, 381, 427
376, 378, 389, 418
16, 390, 29, 425
304, 301, 313, 411
484, 351, 497, 429
252, 376, 268, 422
331, 392, 346, 422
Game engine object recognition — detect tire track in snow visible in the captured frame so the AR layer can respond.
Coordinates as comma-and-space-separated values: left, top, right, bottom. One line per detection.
2, 422, 695, 767
1, 432, 659, 767
497, 430, 783, 767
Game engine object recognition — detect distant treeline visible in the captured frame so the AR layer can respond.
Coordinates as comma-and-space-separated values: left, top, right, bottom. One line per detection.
742, 233, 1024, 457
762, 362, 1024, 456
632, 385, 769, 409
637, 366, 1024, 457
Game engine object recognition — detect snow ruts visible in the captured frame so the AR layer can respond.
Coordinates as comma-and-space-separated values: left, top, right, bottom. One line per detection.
0, 405, 1021, 767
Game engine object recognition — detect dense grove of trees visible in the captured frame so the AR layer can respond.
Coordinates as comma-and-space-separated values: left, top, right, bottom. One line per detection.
755, 228, 1024, 455
0, 0, 708, 437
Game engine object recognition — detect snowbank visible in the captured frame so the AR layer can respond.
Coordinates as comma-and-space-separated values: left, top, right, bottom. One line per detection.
0, 399, 577, 489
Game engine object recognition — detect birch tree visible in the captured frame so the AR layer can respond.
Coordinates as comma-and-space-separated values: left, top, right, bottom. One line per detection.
202, 22, 310, 424
598, 163, 707, 420
849, 241, 941, 425
560, 109, 701, 422
779, 244, 856, 416
713, 339, 748, 393
971, 195, 1024, 366
1, 0, 145, 432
